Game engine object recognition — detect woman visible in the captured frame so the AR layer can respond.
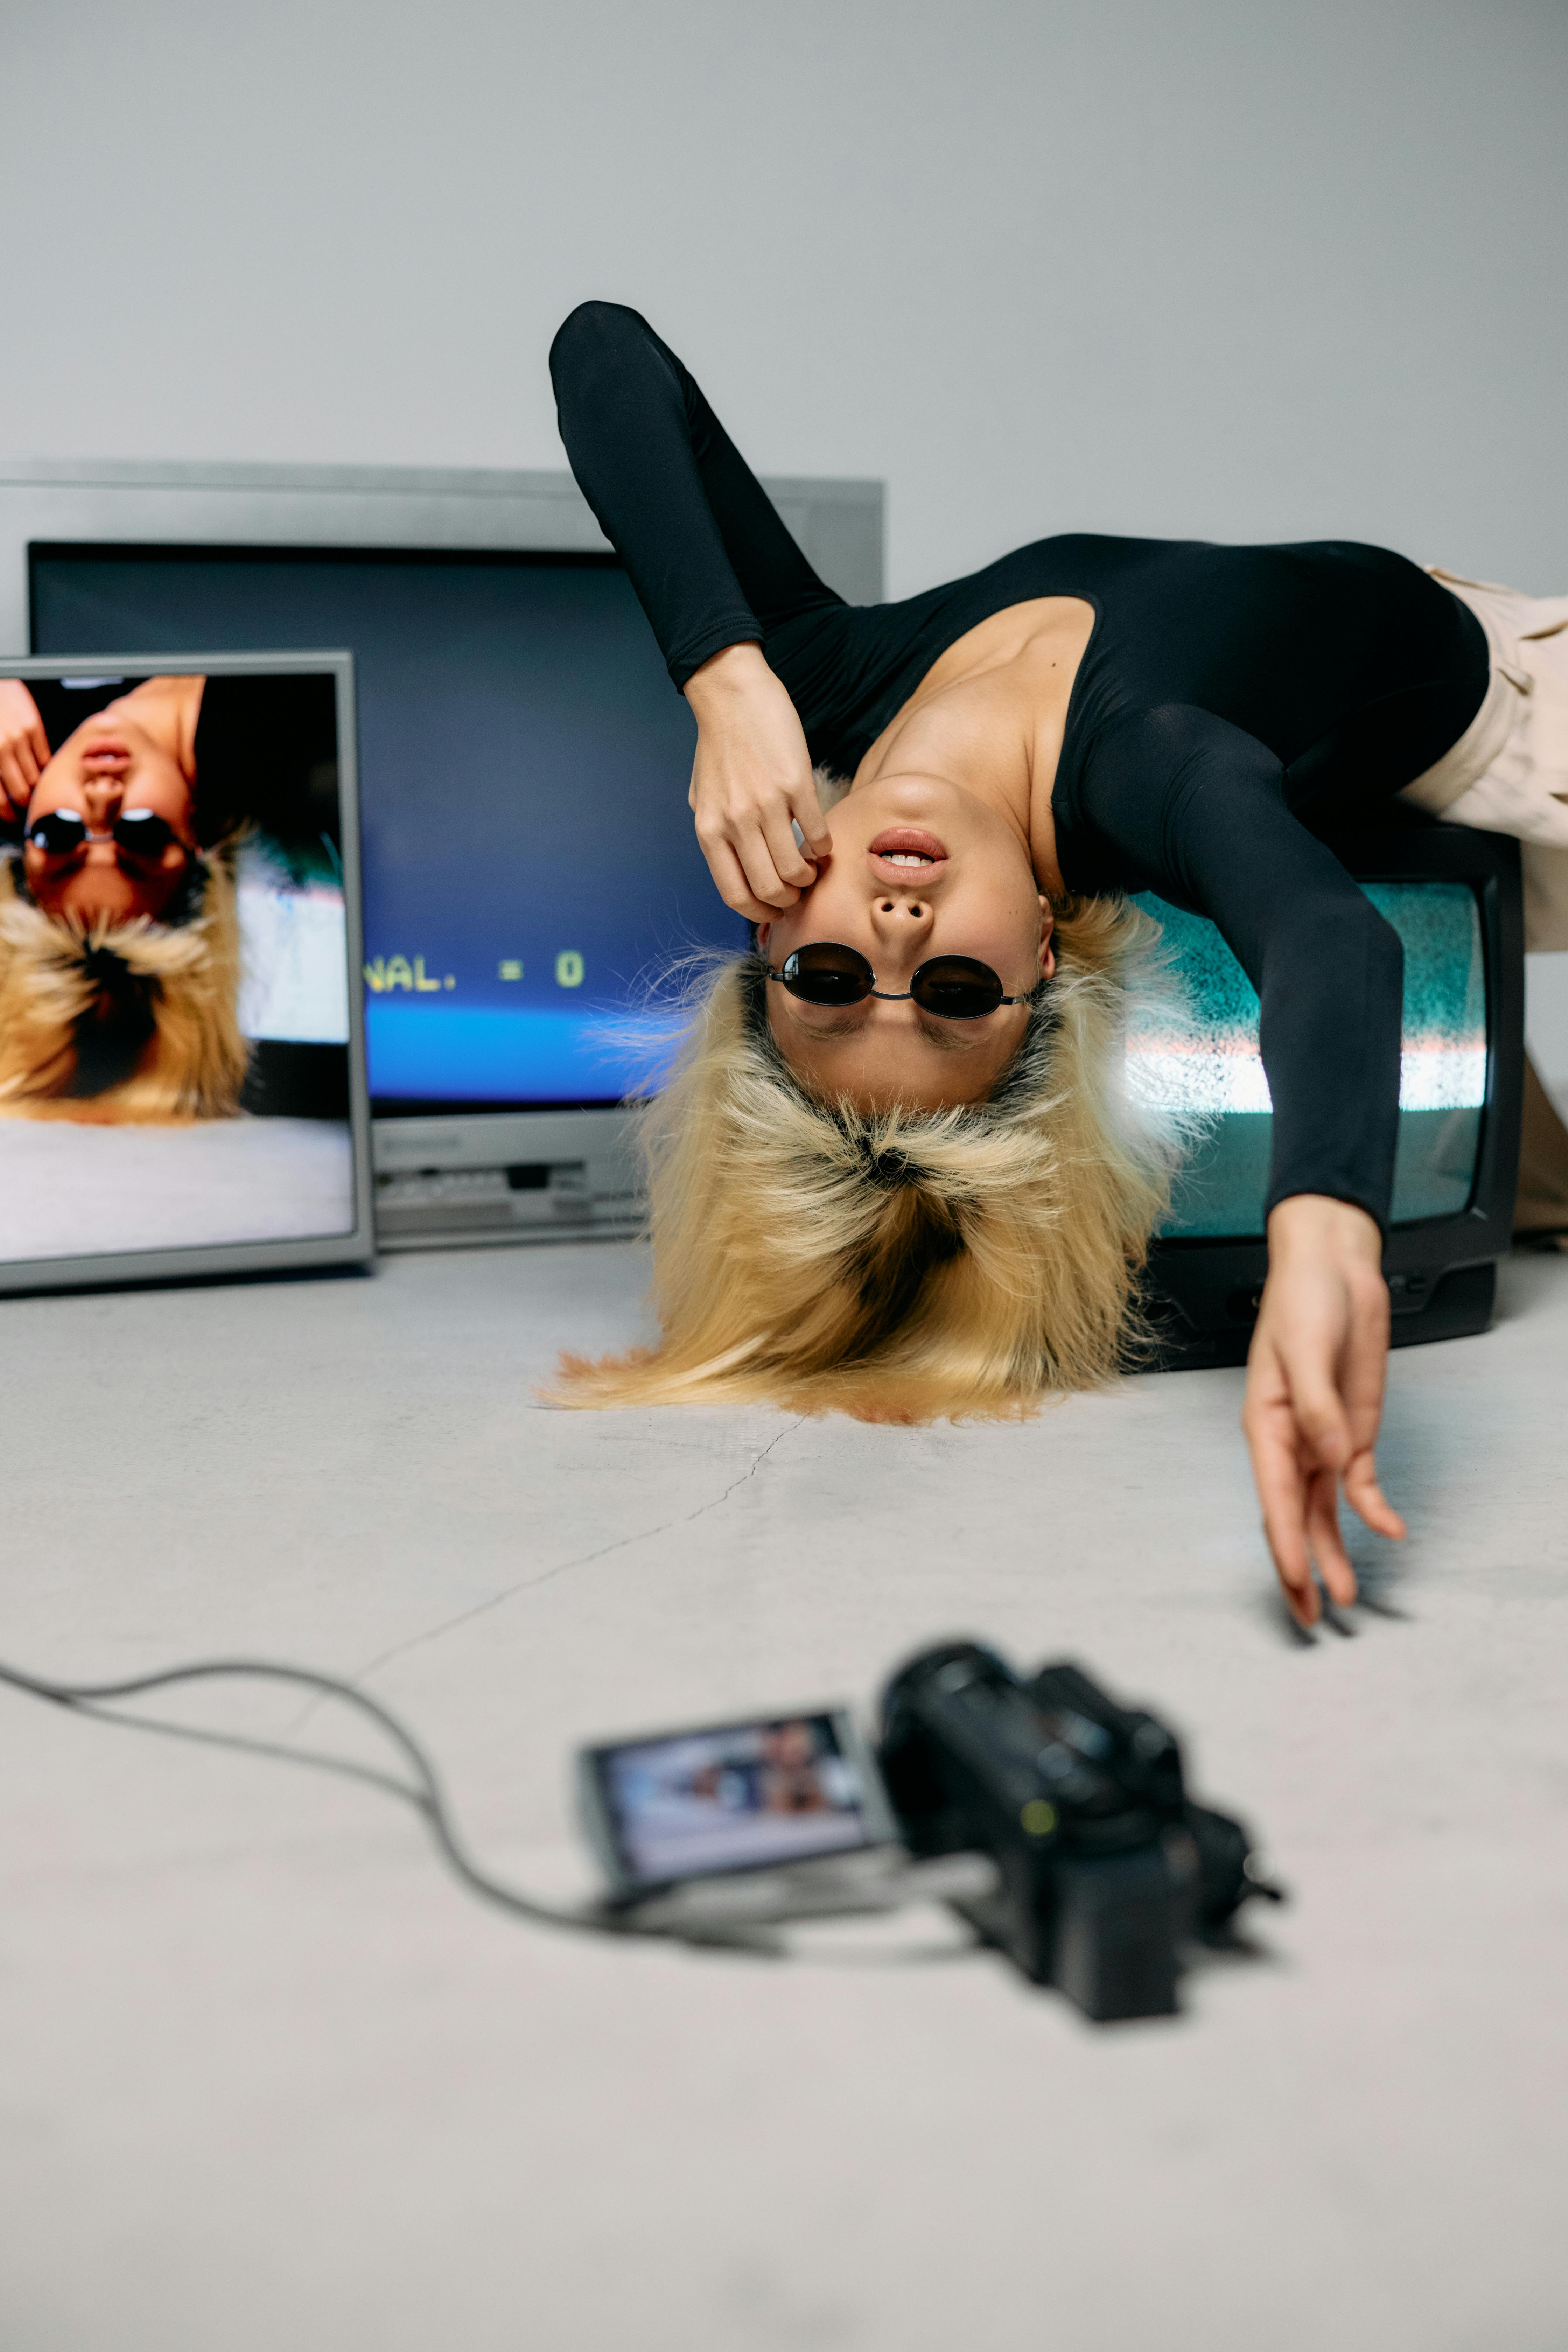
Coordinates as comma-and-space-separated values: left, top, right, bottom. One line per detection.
0, 669, 336, 1121
548, 301, 1568, 1630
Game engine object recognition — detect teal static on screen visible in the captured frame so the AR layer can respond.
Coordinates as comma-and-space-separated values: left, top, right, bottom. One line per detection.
1131, 883, 1485, 1239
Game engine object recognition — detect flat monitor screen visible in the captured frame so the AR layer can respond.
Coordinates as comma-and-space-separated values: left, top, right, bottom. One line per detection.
29, 547, 746, 1112
0, 657, 366, 1279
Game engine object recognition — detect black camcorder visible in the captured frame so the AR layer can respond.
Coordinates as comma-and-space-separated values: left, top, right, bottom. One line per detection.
577, 1638, 1280, 2022
877, 1642, 1282, 2021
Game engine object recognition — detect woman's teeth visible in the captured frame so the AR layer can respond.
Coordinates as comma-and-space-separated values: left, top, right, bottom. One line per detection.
881, 852, 933, 866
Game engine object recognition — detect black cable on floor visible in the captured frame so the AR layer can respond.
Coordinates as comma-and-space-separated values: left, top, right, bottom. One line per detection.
0, 1653, 633, 1942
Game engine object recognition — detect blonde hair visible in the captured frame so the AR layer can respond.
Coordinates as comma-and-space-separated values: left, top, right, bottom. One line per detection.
0, 855, 248, 1122
555, 891, 1183, 1423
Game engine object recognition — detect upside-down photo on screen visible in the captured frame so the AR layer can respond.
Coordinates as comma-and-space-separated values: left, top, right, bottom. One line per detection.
580, 1712, 895, 1892
0, 655, 371, 1288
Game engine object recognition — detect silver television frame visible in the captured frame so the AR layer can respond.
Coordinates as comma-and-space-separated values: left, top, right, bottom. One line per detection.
0, 650, 375, 1292
1, 459, 884, 1248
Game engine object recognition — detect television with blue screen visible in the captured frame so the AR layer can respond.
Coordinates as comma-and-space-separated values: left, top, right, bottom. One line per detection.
29, 545, 742, 1115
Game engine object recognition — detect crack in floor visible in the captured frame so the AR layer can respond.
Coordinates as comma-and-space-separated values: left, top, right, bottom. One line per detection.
285, 1418, 806, 1735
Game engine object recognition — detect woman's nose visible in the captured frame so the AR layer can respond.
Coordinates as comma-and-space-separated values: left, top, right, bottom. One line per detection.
81, 777, 124, 822
869, 896, 933, 968
870, 892, 933, 930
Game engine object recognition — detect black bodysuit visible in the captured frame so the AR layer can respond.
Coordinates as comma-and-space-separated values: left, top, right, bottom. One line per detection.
550, 301, 1490, 1231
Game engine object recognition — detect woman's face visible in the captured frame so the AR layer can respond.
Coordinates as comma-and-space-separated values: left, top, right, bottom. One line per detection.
759, 774, 1054, 1110
23, 707, 196, 923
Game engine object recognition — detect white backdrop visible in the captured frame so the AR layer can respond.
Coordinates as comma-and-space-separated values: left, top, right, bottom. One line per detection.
4, 0, 1566, 1070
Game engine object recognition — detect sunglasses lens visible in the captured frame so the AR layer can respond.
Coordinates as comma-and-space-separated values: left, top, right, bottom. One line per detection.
114, 811, 177, 860
910, 957, 1006, 1018
783, 944, 875, 1005
27, 812, 87, 855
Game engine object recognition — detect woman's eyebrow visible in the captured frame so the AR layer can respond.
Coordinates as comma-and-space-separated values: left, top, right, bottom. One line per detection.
799, 1009, 873, 1040
914, 1013, 981, 1053
789, 1007, 980, 1052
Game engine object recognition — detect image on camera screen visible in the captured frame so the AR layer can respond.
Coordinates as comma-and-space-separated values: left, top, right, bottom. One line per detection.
595, 1714, 875, 1885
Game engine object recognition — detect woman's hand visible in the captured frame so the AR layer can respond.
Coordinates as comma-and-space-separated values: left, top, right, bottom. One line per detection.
0, 679, 50, 821
684, 644, 832, 923
1241, 1194, 1406, 1628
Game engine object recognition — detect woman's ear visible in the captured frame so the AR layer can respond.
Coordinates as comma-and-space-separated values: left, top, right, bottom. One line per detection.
757, 920, 773, 954
1037, 897, 1056, 983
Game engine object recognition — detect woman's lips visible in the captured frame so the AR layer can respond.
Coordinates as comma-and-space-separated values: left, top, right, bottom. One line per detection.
867, 825, 948, 871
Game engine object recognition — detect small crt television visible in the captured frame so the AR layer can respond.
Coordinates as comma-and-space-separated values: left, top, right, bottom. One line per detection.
1139, 816, 1525, 1364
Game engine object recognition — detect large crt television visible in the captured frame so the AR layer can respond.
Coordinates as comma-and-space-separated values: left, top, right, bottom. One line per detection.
4, 459, 883, 1246
1139, 817, 1524, 1363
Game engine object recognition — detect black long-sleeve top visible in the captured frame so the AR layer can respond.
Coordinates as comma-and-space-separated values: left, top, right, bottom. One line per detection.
550, 301, 1491, 1230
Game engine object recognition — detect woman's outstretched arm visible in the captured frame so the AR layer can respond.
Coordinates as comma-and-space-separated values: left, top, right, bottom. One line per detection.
1074, 703, 1407, 1623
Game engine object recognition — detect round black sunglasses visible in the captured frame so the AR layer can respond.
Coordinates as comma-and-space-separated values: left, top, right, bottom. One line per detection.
26, 808, 183, 862
766, 941, 1034, 1020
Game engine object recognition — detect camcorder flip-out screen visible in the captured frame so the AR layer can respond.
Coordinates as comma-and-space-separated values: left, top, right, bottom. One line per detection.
577, 1708, 900, 1897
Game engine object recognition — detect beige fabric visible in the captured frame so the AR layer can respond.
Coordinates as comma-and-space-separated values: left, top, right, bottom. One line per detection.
1400, 568, 1568, 949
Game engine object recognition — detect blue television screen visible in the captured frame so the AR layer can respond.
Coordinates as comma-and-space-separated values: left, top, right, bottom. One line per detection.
29, 546, 745, 1108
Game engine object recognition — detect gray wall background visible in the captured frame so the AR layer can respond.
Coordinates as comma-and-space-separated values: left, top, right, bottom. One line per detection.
4, 0, 1568, 1070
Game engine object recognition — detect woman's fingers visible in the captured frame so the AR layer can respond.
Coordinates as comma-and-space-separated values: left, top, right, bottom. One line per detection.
1242, 1196, 1406, 1629
1275, 1316, 1354, 1473
0, 752, 29, 819
0, 682, 48, 817
684, 649, 828, 919
1244, 1351, 1318, 1623
758, 803, 820, 894
1266, 1329, 1363, 1613
1259, 1461, 1319, 1627
704, 838, 784, 926
733, 821, 810, 911
0, 739, 43, 816
1343, 1449, 1407, 1541
1338, 1301, 1404, 1540
1304, 1465, 1358, 1608
791, 780, 833, 861
694, 811, 798, 915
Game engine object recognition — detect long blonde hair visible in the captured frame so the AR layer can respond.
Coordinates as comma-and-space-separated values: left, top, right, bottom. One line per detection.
0, 855, 248, 1122
555, 890, 1182, 1423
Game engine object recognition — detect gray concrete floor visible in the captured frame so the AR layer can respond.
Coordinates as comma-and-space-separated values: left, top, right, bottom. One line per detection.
1, 1240, 1564, 2352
